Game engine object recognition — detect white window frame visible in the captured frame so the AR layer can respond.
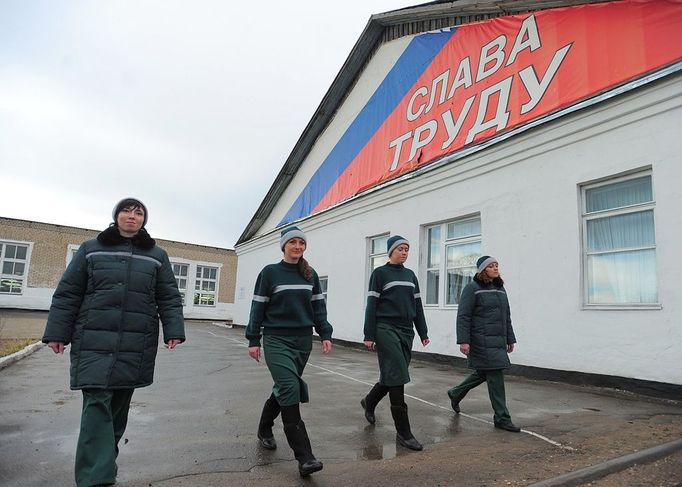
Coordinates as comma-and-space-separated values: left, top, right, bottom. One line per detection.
168, 258, 222, 309
319, 275, 328, 303
580, 170, 659, 309
367, 233, 390, 279
422, 215, 481, 308
171, 262, 190, 305
0, 240, 33, 295
194, 264, 219, 307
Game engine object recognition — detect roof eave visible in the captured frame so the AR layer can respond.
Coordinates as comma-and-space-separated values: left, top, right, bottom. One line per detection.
236, 0, 604, 245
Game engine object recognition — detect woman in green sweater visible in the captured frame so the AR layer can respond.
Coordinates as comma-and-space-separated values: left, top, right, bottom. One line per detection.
246, 226, 333, 477
361, 235, 430, 451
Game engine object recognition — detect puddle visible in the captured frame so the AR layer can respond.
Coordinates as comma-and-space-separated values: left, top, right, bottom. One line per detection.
357, 441, 397, 460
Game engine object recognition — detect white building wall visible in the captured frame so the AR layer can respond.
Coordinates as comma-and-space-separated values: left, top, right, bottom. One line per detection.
236, 75, 682, 385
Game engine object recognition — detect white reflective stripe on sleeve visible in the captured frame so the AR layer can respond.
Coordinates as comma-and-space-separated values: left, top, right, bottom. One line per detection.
311, 294, 325, 301
474, 289, 506, 295
382, 281, 416, 291
273, 284, 314, 294
367, 291, 381, 298
414, 293, 421, 299
252, 295, 270, 303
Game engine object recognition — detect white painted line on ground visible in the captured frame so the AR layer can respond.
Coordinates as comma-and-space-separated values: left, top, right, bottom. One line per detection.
205, 326, 574, 451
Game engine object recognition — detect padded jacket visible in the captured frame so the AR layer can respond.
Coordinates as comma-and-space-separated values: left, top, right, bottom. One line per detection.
456, 276, 516, 371
43, 226, 185, 389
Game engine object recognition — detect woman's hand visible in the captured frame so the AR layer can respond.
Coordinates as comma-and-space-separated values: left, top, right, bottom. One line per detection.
47, 342, 65, 354
322, 340, 332, 354
459, 343, 470, 355
364, 340, 375, 351
165, 339, 181, 349
507, 343, 515, 353
248, 346, 261, 362
421, 338, 430, 347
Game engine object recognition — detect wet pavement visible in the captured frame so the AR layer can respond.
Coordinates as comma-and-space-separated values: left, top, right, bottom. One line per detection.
1, 322, 681, 486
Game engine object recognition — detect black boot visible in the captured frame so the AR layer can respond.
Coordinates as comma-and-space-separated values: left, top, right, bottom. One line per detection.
283, 420, 323, 477
361, 383, 389, 425
257, 394, 280, 450
390, 404, 423, 451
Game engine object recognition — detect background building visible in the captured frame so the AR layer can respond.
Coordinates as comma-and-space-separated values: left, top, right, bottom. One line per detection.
0, 217, 236, 321
234, 0, 682, 391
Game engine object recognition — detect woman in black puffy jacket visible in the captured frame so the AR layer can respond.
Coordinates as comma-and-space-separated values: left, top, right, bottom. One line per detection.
446, 255, 520, 433
43, 197, 185, 487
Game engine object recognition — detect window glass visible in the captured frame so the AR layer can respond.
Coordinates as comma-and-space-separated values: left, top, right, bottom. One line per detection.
0, 242, 29, 294
194, 265, 218, 306
585, 176, 652, 212
583, 174, 657, 305
425, 217, 481, 306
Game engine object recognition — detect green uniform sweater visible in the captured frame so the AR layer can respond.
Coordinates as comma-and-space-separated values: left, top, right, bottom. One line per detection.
246, 261, 333, 347
363, 263, 428, 342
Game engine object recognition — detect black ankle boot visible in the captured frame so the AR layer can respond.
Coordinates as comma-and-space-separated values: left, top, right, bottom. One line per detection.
257, 394, 280, 450
283, 420, 323, 477
361, 383, 389, 425
390, 404, 423, 451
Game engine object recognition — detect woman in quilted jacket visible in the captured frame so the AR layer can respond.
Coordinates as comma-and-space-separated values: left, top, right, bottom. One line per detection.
42, 197, 185, 487
446, 255, 520, 433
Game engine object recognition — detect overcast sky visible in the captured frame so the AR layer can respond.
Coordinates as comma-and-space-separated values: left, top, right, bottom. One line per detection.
0, 0, 416, 248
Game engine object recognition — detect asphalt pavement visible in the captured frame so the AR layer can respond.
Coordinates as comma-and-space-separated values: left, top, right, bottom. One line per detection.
1, 322, 680, 487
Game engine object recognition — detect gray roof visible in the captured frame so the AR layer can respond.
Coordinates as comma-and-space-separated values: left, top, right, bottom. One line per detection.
236, 0, 606, 245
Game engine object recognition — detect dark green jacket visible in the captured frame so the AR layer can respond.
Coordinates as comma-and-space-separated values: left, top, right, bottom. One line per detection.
43, 227, 185, 390
456, 276, 516, 371
363, 263, 428, 342
246, 261, 333, 347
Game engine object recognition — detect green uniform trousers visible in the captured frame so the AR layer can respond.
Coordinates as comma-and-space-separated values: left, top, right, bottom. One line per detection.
376, 322, 414, 387
263, 334, 312, 407
75, 388, 134, 487
447, 369, 512, 424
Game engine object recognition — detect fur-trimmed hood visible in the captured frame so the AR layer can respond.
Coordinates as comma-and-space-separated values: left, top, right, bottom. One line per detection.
97, 225, 156, 250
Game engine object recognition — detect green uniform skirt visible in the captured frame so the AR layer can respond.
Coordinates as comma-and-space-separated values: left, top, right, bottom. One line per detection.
263, 334, 312, 406
376, 322, 414, 387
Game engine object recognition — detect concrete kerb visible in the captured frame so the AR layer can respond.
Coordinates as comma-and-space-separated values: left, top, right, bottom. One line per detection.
0, 340, 44, 370
528, 436, 682, 487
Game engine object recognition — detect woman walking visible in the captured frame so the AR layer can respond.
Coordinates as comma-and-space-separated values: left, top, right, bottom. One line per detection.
246, 226, 333, 477
361, 235, 429, 451
42, 197, 185, 487
447, 255, 520, 432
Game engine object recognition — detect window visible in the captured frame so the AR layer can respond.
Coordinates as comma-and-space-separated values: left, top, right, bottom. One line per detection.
319, 276, 328, 302
582, 173, 657, 305
172, 263, 189, 305
66, 244, 80, 266
368, 234, 389, 273
0, 241, 30, 294
424, 216, 481, 306
194, 265, 218, 306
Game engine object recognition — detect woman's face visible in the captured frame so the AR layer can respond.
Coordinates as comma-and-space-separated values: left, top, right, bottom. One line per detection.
389, 244, 409, 265
484, 262, 500, 278
283, 237, 306, 262
116, 205, 145, 235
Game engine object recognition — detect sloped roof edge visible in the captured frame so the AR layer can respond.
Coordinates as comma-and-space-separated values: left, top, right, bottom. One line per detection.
236, 0, 603, 245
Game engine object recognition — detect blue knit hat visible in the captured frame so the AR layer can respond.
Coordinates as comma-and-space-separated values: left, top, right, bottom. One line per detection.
387, 235, 409, 256
476, 255, 498, 273
280, 226, 307, 250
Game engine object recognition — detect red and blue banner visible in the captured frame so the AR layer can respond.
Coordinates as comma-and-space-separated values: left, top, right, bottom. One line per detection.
280, 0, 682, 226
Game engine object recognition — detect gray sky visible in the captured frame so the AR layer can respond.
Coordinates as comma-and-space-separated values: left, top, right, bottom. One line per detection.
0, 0, 415, 248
